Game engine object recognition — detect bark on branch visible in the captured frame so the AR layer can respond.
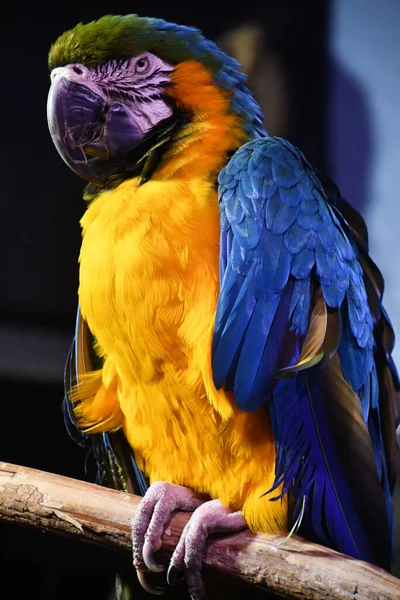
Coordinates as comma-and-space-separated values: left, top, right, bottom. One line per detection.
0, 461, 399, 599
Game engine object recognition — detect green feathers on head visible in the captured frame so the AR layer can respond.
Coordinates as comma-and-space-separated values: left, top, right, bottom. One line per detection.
48, 14, 226, 72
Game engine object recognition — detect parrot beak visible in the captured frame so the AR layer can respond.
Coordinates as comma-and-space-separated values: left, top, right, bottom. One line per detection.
47, 66, 148, 184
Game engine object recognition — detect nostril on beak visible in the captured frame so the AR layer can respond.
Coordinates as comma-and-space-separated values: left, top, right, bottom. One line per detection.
50, 65, 86, 83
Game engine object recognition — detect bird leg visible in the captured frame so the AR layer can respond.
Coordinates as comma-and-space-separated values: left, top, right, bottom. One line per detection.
131, 481, 247, 599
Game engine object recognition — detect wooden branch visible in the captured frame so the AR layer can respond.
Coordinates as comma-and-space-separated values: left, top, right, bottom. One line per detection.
0, 461, 399, 600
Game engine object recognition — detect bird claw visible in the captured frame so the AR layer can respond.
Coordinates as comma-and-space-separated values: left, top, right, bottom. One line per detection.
131, 481, 204, 594
143, 539, 165, 573
166, 564, 185, 587
132, 483, 247, 600
136, 570, 165, 596
167, 499, 246, 599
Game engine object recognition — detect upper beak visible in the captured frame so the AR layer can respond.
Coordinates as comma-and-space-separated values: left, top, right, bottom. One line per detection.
47, 66, 109, 183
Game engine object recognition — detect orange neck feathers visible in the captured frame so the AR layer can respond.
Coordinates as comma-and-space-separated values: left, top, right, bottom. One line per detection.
155, 60, 249, 181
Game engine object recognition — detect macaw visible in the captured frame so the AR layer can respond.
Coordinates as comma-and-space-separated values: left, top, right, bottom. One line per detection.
47, 13, 400, 600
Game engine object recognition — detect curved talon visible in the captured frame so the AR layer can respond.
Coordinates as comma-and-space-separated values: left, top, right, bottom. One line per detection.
166, 564, 185, 587
143, 539, 165, 573
136, 570, 165, 596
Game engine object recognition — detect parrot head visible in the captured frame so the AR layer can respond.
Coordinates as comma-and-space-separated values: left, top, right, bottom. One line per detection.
47, 14, 264, 185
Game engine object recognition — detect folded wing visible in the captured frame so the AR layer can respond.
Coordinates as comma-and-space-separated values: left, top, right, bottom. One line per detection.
213, 136, 399, 569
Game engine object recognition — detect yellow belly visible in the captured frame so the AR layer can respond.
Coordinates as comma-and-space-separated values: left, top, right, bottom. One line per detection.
78, 176, 287, 533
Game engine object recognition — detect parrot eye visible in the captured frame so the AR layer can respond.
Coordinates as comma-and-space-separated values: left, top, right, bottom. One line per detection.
134, 56, 151, 74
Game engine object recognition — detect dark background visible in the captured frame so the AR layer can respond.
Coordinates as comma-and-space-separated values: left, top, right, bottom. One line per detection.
0, 1, 398, 598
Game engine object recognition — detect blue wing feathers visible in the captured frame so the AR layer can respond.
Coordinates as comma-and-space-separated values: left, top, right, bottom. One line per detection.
270, 359, 391, 566
235, 282, 297, 410
219, 229, 229, 279
213, 136, 399, 569
215, 136, 368, 394
265, 188, 301, 233
212, 276, 257, 388
291, 247, 315, 278
289, 276, 311, 333
283, 219, 310, 254
260, 232, 291, 292
233, 294, 281, 408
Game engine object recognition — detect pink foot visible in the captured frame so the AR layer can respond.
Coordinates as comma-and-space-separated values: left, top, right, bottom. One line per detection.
131, 481, 247, 599
167, 500, 246, 600
131, 481, 204, 594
